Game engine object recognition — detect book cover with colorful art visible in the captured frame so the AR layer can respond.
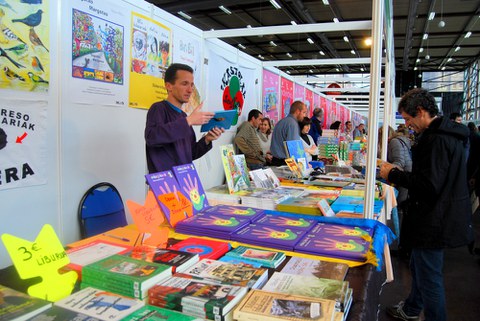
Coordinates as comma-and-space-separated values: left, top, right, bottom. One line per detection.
224, 246, 286, 268
220, 144, 249, 194
145, 171, 193, 227
280, 257, 349, 281
172, 163, 209, 214
231, 224, 309, 251
200, 204, 265, 222
168, 237, 231, 260
174, 212, 251, 239
252, 213, 316, 231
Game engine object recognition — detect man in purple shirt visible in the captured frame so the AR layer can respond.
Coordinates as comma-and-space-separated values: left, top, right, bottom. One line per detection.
145, 63, 224, 173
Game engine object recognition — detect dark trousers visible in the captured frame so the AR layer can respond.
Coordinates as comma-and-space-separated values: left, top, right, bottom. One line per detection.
404, 248, 446, 321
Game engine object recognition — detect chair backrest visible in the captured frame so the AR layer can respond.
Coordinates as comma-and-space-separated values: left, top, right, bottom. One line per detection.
78, 182, 128, 238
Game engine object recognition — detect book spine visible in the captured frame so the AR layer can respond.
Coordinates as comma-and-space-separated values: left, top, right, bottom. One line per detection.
81, 280, 146, 300
82, 268, 139, 291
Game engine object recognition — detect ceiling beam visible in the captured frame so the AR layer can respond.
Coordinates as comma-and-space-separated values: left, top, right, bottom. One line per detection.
402, 0, 420, 70
263, 57, 372, 67
315, 87, 384, 93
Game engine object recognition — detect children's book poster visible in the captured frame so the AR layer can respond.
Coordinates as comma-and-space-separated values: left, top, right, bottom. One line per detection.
305, 89, 313, 117
0, 0, 50, 93
129, 12, 171, 109
0, 98, 47, 190
280, 77, 293, 120
294, 83, 304, 103
262, 69, 279, 123
68, 0, 128, 106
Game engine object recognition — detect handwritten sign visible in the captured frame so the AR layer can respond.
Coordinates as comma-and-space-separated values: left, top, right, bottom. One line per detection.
126, 190, 169, 248
157, 191, 193, 227
1, 224, 77, 301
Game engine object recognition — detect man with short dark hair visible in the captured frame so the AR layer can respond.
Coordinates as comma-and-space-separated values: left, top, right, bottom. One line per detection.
380, 88, 473, 321
270, 101, 307, 166
234, 109, 266, 170
449, 112, 462, 123
145, 63, 224, 173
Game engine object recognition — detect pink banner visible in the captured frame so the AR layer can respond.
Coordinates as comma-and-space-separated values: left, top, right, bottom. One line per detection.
305, 89, 313, 118
262, 69, 279, 123
320, 96, 327, 129
294, 84, 305, 102
280, 77, 293, 119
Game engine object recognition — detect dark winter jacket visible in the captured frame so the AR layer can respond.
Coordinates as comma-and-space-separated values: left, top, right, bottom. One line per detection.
388, 116, 473, 249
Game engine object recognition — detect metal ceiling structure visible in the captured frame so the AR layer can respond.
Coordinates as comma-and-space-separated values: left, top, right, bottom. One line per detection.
145, 0, 480, 112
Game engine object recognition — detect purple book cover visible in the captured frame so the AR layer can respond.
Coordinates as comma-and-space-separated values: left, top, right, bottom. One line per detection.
308, 222, 373, 240
294, 232, 370, 261
201, 205, 265, 221
173, 163, 209, 214
232, 224, 308, 249
252, 214, 316, 231
145, 170, 183, 223
175, 212, 251, 233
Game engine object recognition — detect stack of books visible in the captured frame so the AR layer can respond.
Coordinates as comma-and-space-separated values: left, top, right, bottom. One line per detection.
222, 246, 286, 268
148, 276, 247, 321
252, 212, 317, 231
276, 190, 340, 216
81, 254, 172, 300
168, 237, 231, 260
124, 246, 199, 273
200, 204, 265, 222
317, 136, 340, 159
329, 195, 384, 217
240, 187, 304, 210
205, 184, 242, 206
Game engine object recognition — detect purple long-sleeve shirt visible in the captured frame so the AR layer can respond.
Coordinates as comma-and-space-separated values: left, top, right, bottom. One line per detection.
145, 100, 212, 173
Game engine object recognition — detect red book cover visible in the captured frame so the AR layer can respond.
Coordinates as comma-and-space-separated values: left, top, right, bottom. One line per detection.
168, 237, 231, 260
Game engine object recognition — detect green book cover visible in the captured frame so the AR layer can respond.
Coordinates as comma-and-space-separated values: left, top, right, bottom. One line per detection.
121, 305, 206, 321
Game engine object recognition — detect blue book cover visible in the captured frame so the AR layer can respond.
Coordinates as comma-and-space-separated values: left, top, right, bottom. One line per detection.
200, 205, 265, 221
252, 213, 316, 231
284, 140, 307, 161
231, 224, 309, 251
175, 212, 251, 235
172, 163, 209, 214
330, 195, 383, 214
200, 110, 237, 132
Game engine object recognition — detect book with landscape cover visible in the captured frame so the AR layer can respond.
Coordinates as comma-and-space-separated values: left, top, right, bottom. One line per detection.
148, 276, 247, 320
280, 257, 349, 281
81, 254, 172, 298
123, 245, 199, 273
0, 284, 52, 321
26, 306, 102, 321
233, 289, 337, 321
167, 237, 231, 260
54, 287, 144, 321
175, 259, 268, 289
172, 163, 209, 214
121, 305, 207, 321
261, 272, 351, 312
224, 246, 286, 268
218, 256, 263, 268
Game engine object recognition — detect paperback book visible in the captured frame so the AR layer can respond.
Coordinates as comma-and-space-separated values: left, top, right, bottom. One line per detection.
231, 224, 309, 251
121, 305, 207, 321
199, 204, 265, 222
26, 306, 102, 321
220, 144, 249, 194
280, 257, 349, 281
252, 213, 317, 231
124, 245, 199, 273
248, 168, 279, 189
233, 289, 337, 321
54, 287, 144, 321
176, 258, 269, 289
217, 256, 263, 268
168, 237, 231, 260
224, 246, 286, 268
0, 284, 52, 321
172, 163, 209, 214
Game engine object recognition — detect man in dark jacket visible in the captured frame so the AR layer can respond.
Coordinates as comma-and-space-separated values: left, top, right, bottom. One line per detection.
379, 88, 473, 321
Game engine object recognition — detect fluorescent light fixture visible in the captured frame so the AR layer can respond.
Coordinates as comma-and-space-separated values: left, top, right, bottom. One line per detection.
441, 66, 446, 70
333, 17, 339, 23
269, 40, 277, 46
219, 5, 232, 14
270, 0, 281, 9
335, 68, 340, 72
425, 54, 430, 60
322, 0, 330, 5
238, 44, 246, 50
455, 46, 461, 52
428, 12, 435, 20
290, 21, 297, 25
423, 33, 428, 40
210, 28, 215, 31
416, 58, 420, 62
419, 47, 424, 53
343, 36, 349, 42
258, 54, 264, 60
286, 70, 291, 74
286, 52, 292, 57
350, 50, 356, 55
465, 31, 472, 38
447, 57, 453, 62
177, 11, 192, 20
414, 66, 418, 70
307, 37, 314, 44
246, 24, 252, 28
360, 67, 365, 71
309, 69, 313, 73
319, 50, 325, 55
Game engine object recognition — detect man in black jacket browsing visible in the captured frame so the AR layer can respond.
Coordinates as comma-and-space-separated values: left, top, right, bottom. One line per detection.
379, 88, 473, 321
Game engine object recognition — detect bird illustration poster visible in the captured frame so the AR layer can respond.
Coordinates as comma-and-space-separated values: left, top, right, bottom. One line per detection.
129, 11, 171, 109
68, 0, 128, 106
0, 98, 47, 190
0, 0, 50, 92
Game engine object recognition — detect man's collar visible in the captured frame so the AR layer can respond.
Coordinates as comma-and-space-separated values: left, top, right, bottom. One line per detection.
165, 100, 183, 113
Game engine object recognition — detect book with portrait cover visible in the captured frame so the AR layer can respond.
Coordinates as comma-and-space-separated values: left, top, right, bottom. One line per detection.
219, 144, 249, 194
172, 163, 209, 215
0, 284, 51, 321
224, 246, 286, 268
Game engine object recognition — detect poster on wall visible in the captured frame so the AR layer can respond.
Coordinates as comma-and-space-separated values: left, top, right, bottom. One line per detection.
262, 69, 279, 123
129, 12, 171, 109
0, 0, 50, 93
313, 93, 320, 110
206, 50, 255, 127
319, 96, 327, 129
305, 89, 313, 117
69, 0, 127, 106
280, 77, 293, 120
0, 99, 47, 190
173, 33, 202, 114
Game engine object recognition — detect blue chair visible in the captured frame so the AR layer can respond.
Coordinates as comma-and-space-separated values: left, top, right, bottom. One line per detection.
78, 182, 127, 238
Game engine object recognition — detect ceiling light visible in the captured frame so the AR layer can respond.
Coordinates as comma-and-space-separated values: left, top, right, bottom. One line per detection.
219, 6, 232, 14
238, 44, 246, 50
177, 11, 192, 20
322, 0, 330, 4
333, 17, 339, 23
441, 66, 446, 70
364, 37, 372, 46
455, 46, 461, 52
416, 58, 420, 63
447, 57, 453, 62
350, 50, 356, 55
425, 54, 430, 60
290, 21, 297, 25
286, 70, 291, 74
246, 24, 252, 28
269, 40, 277, 46
335, 68, 340, 72
419, 47, 424, 53
423, 33, 428, 40
360, 67, 364, 71
465, 31, 472, 38
414, 67, 418, 71
319, 50, 325, 56
343, 36, 349, 42
286, 52, 292, 57
258, 54, 264, 60
269, 0, 281, 9
309, 69, 313, 73
428, 12, 435, 20
307, 38, 314, 44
